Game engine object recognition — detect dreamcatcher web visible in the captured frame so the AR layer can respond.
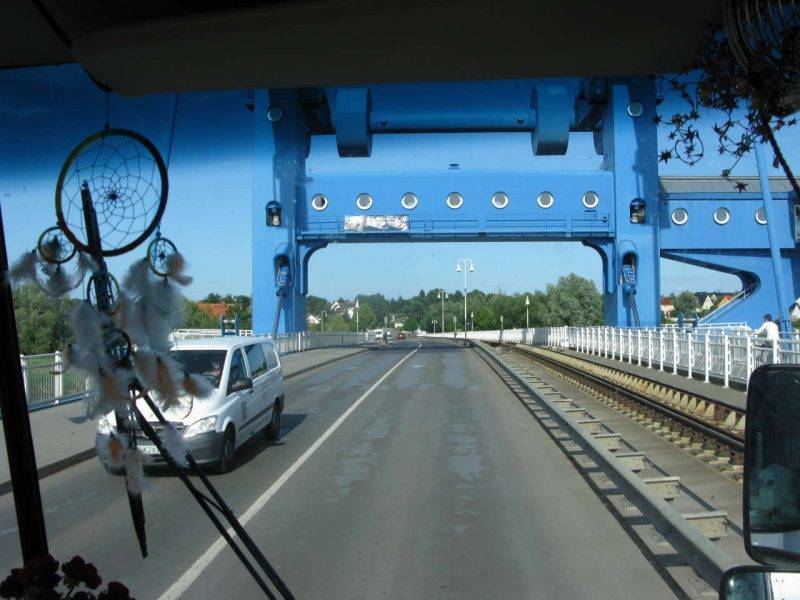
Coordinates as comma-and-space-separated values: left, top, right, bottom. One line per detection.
56, 130, 167, 256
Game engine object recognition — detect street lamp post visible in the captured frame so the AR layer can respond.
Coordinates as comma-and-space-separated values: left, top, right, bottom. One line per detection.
452, 315, 457, 340
355, 298, 360, 332
456, 258, 474, 341
525, 295, 530, 330
321, 310, 327, 332
470, 311, 474, 332
432, 319, 438, 334
437, 290, 448, 333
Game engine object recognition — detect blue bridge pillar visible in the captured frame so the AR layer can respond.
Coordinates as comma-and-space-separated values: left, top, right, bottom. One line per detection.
597, 77, 661, 327
252, 89, 309, 334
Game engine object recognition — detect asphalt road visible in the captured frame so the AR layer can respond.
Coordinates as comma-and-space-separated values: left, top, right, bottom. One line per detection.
0, 341, 679, 599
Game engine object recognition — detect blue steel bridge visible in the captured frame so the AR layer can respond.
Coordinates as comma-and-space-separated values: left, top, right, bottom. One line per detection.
250, 81, 799, 334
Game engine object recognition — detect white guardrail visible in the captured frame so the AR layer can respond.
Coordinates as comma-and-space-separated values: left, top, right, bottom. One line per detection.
20, 330, 367, 411
428, 326, 800, 389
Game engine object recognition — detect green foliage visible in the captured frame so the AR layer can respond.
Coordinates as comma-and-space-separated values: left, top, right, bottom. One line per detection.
182, 298, 220, 329
356, 302, 376, 330
671, 290, 699, 317
543, 274, 604, 326
12, 285, 77, 355
305, 274, 603, 332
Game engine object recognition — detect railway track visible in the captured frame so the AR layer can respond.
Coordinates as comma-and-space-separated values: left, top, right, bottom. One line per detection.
494, 343, 745, 475
469, 338, 751, 596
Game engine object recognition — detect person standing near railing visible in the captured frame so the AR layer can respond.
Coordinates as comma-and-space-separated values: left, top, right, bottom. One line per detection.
754, 314, 780, 348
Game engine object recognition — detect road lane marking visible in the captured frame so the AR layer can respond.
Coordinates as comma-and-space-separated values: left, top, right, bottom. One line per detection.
159, 342, 422, 599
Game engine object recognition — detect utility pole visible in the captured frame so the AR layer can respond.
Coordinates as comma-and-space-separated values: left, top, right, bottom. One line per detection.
456, 258, 474, 341
437, 290, 448, 333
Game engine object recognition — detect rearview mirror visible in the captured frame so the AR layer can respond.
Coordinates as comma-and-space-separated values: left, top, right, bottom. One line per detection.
720, 565, 800, 600
745, 365, 800, 568
229, 377, 253, 393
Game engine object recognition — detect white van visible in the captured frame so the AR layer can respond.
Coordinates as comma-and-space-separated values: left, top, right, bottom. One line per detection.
98, 335, 285, 473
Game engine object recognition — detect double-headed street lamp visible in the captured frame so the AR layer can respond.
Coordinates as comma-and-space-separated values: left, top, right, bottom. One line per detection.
437, 290, 448, 333
456, 258, 474, 340
432, 319, 438, 333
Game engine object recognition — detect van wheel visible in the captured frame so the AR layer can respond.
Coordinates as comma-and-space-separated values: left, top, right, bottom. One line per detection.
216, 427, 236, 474
264, 401, 282, 441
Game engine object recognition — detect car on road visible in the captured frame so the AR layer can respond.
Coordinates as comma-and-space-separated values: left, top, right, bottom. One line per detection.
98, 335, 285, 473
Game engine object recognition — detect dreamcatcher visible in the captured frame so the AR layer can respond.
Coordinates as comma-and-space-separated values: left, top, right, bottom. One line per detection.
10, 122, 292, 599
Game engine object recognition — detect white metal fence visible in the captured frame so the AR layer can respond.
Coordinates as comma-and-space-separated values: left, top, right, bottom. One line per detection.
427, 326, 800, 388
20, 330, 367, 410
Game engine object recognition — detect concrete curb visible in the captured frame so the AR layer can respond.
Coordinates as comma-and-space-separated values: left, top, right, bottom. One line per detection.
0, 346, 372, 497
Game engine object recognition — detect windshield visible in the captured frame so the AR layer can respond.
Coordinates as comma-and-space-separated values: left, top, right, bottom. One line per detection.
171, 350, 227, 388
2, 5, 800, 600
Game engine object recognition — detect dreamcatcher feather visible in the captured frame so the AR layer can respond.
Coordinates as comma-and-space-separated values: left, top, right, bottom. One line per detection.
15, 102, 295, 598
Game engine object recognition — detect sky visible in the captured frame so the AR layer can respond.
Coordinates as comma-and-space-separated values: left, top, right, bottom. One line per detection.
2, 64, 798, 301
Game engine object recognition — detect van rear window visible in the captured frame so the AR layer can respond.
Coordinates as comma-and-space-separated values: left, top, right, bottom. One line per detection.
171, 350, 227, 388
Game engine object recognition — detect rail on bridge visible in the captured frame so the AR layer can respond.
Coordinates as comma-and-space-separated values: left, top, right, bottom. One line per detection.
427, 325, 800, 388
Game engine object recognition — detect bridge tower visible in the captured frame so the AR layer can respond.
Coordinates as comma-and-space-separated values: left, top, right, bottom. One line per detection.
252, 79, 799, 333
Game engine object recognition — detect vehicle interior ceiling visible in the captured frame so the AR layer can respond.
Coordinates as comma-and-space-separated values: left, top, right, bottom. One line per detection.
5, 0, 719, 95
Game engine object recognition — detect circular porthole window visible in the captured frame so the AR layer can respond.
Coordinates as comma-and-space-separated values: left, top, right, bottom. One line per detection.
401, 192, 418, 210
713, 207, 730, 225
446, 192, 463, 209
311, 194, 328, 211
537, 191, 554, 209
582, 191, 600, 209
356, 193, 373, 210
491, 192, 509, 209
755, 207, 767, 225
627, 102, 644, 118
671, 208, 689, 225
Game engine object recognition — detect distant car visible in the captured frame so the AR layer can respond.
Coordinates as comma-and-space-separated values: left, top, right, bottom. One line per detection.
397, 332, 406, 340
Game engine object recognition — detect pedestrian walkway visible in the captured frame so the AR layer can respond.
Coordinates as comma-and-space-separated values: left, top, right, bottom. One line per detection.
546, 347, 747, 411
0, 346, 369, 494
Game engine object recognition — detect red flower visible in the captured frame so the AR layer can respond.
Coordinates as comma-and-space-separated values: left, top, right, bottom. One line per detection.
99, 581, 132, 600
0, 568, 29, 598
62, 556, 102, 590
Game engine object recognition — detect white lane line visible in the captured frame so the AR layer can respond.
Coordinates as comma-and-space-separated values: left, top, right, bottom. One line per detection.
159, 342, 422, 600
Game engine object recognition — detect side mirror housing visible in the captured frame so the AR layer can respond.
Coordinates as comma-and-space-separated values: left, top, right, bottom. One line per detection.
720, 565, 800, 600
229, 377, 253, 394
745, 365, 800, 568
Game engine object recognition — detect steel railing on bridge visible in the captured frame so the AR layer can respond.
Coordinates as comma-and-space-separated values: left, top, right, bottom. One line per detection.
19, 330, 367, 411
427, 326, 800, 388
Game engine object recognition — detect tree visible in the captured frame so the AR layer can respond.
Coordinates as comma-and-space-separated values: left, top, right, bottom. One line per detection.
357, 303, 377, 330
182, 298, 219, 329
543, 275, 603, 326
306, 295, 328, 317
202, 293, 222, 303
12, 285, 76, 354
671, 291, 699, 317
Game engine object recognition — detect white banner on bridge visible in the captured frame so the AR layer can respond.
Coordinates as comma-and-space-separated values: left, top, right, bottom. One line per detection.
344, 215, 409, 232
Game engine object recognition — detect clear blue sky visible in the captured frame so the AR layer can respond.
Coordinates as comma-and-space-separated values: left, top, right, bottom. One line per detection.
2, 65, 797, 300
